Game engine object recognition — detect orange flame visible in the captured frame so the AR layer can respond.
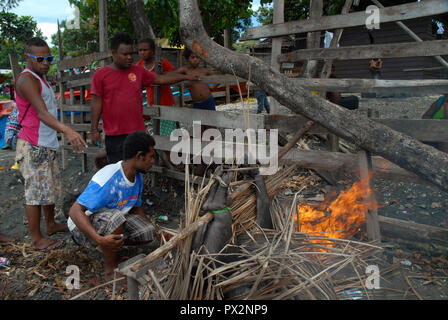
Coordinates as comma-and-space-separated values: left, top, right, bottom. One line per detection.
295, 174, 377, 243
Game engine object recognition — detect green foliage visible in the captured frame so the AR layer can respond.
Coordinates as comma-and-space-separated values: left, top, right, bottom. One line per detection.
0, 0, 21, 10
0, 10, 40, 69
57, 0, 253, 54
51, 18, 99, 58
256, 0, 347, 25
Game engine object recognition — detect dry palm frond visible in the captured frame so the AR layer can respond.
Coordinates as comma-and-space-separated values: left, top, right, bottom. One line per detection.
138, 163, 383, 300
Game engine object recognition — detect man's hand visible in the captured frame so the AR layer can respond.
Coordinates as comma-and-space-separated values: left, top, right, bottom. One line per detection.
97, 234, 124, 251
64, 127, 88, 153
91, 130, 102, 148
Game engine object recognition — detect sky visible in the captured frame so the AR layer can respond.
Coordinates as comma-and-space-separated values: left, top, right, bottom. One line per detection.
10, 0, 263, 45
11, 0, 77, 43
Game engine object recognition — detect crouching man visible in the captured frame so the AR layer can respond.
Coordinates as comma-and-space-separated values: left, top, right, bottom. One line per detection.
67, 131, 156, 278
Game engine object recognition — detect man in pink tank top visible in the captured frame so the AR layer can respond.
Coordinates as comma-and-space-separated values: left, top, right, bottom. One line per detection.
14, 37, 87, 251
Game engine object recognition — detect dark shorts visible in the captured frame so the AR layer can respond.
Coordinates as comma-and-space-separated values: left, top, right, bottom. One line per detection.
71, 209, 155, 248
105, 134, 128, 163
193, 96, 216, 111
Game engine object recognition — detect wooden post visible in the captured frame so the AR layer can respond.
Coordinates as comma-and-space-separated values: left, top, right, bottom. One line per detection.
177, 50, 184, 107
99, 0, 108, 67
269, 0, 284, 115
224, 23, 231, 104
8, 53, 20, 81
302, 0, 323, 79
57, 20, 69, 170
151, 44, 162, 188
127, 277, 140, 300
321, 0, 353, 152
358, 108, 381, 242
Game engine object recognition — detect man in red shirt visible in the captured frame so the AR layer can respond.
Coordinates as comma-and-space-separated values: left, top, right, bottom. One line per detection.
91, 33, 197, 163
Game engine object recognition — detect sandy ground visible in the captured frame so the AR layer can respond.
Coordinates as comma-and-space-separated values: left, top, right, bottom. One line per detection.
0, 94, 447, 300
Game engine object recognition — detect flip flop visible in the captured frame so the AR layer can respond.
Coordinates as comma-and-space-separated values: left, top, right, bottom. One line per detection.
35, 240, 64, 252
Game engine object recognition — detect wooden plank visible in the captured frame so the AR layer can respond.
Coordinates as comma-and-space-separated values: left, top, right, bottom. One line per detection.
265, 115, 448, 142
292, 78, 448, 94
58, 51, 112, 71
278, 40, 448, 62
240, 0, 448, 40
61, 104, 91, 112
281, 148, 424, 183
379, 215, 448, 249
144, 106, 265, 129
377, 119, 448, 142
66, 76, 92, 89
371, 0, 448, 71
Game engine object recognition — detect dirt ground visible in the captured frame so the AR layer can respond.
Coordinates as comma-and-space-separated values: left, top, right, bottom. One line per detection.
0, 95, 447, 300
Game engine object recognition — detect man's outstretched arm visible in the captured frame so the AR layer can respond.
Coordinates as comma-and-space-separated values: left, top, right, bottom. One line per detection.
153, 72, 199, 85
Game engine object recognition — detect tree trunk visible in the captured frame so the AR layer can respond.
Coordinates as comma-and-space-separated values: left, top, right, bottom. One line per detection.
178, 0, 448, 192
125, 0, 157, 41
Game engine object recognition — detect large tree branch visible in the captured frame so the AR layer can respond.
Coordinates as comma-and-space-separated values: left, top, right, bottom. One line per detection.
179, 0, 448, 192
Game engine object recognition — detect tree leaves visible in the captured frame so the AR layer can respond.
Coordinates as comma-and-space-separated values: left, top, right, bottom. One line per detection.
0, 0, 21, 10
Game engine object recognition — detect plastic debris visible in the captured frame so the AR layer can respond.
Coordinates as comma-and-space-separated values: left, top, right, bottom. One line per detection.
158, 215, 168, 222
401, 259, 412, 267
0, 257, 10, 267
339, 289, 363, 300
146, 199, 154, 206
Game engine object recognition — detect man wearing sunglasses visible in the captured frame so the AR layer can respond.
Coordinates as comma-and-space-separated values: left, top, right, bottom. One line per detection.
14, 37, 88, 252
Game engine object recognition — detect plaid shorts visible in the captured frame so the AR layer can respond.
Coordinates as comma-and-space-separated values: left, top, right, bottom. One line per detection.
15, 138, 62, 206
71, 209, 155, 248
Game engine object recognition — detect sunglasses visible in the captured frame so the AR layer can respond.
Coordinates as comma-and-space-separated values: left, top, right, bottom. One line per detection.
27, 53, 55, 64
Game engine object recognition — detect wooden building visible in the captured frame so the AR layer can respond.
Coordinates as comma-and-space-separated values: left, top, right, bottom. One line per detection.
333, 17, 448, 80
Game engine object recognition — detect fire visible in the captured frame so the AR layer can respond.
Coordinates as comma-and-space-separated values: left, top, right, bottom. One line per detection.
296, 175, 376, 242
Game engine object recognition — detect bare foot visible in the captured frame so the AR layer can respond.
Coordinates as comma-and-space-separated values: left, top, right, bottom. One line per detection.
46, 222, 68, 236
0, 233, 18, 243
33, 238, 64, 251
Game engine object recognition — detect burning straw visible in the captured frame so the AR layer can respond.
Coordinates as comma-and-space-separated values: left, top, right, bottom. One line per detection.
138, 164, 383, 300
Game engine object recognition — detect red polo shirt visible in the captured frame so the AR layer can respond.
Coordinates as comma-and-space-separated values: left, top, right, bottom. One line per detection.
91, 65, 156, 136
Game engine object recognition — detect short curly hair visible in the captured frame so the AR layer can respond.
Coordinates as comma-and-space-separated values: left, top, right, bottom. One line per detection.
25, 37, 49, 53
110, 32, 133, 51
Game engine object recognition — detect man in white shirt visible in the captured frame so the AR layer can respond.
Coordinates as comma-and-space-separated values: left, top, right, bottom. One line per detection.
68, 131, 156, 278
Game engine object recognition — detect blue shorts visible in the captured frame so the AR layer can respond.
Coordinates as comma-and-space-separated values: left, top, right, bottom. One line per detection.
193, 96, 216, 111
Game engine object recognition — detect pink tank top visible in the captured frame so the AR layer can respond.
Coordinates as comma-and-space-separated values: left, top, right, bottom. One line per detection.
16, 68, 59, 150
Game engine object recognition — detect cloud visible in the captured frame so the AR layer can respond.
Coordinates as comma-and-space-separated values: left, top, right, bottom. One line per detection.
37, 22, 58, 42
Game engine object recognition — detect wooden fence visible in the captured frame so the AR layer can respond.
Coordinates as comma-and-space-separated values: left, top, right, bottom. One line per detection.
55, 0, 448, 248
